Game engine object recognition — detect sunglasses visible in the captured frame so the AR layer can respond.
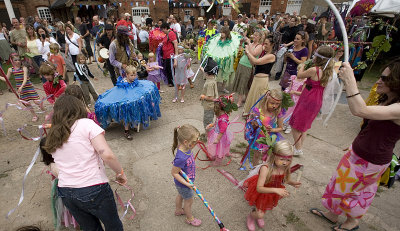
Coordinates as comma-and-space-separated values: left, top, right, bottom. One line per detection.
380, 75, 390, 82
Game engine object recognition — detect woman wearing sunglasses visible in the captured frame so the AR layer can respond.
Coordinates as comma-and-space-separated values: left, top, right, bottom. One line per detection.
310, 59, 400, 231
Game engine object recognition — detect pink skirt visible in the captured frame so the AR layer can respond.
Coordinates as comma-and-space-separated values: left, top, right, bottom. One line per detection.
207, 129, 233, 160
321, 147, 387, 218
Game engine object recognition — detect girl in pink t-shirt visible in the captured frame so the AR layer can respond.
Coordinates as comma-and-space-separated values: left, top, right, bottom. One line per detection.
43, 95, 127, 230
206, 95, 238, 165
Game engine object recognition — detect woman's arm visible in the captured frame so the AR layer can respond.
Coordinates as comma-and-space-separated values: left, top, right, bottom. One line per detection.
91, 133, 127, 184
307, 40, 313, 59
171, 166, 192, 188
247, 49, 275, 65
65, 42, 69, 56
77, 36, 82, 53
340, 62, 400, 120
287, 51, 307, 65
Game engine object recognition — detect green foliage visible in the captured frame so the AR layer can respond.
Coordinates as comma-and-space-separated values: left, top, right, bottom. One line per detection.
220, 97, 238, 113
256, 126, 277, 156
303, 59, 314, 70
281, 92, 294, 111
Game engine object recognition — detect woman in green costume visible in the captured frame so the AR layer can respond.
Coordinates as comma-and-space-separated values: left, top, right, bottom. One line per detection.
202, 26, 242, 93
231, 31, 264, 107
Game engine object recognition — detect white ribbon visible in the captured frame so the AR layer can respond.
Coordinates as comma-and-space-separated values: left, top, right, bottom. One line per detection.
322, 0, 349, 127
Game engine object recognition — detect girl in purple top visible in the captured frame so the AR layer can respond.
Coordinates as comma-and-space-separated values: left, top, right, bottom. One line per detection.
280, 31, 308, 90
171, 124, 201, 227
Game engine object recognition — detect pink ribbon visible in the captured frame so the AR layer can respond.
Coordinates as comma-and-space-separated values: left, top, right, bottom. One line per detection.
114, 182, 136, 220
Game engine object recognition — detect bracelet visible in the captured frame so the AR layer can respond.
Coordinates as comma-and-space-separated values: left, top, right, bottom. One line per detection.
117, 168, 124, 176
346, 93, 360, 98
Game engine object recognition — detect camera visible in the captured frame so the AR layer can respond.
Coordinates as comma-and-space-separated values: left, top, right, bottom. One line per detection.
287, 48, 294, 53
41, 34, 46, 39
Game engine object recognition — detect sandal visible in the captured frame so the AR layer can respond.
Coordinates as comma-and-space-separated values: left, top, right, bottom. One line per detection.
331, 224, 359, 231
172, 98, 177, 103
180, 99, 184, 103
310, 208, 337, 224
124, 131, 133, 140
246, 214, 256, 231
32, 116, 38, 122
174, 209, 185, 216
185, 217, 201, 227
256, 218, 265, 228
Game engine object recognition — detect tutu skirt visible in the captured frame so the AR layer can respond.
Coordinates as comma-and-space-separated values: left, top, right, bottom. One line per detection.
207, 128, 233, 160
244, 174, 285, 212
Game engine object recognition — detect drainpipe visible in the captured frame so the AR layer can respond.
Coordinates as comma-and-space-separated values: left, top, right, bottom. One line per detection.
4, 0, 16, 24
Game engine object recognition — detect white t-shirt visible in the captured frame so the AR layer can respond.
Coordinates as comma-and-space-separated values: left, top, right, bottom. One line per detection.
170, 23, 181, 35
65, 33, 81, 55
36, 37, 59, 60
139, 30, 149, 43
52, 118, 108, 188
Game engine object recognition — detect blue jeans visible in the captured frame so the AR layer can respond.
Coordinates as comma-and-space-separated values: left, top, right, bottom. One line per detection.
58, 183, 123, 231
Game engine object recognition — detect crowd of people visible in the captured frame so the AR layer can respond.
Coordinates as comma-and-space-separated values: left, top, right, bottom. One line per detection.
1, 8, 399, 231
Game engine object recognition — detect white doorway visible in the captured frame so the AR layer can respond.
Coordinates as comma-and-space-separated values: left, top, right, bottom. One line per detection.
131, 7, 150, 25
286, 0, 303, 15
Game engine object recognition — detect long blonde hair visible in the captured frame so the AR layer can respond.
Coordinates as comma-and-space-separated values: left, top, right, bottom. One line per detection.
314, 45, 335, 87
260, 89, 283, 117
263, 140, 294, 184
172, 124, 200, 155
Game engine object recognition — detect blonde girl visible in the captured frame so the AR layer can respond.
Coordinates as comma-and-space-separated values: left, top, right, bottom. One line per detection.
289, 45, 335, 156
146, 52, 163, 91
171, 124, 202, 227
243, 140, 301, 231
246, 89, 285, 166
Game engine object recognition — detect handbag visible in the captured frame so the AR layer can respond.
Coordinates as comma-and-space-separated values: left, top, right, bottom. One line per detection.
66, 34, 88, 57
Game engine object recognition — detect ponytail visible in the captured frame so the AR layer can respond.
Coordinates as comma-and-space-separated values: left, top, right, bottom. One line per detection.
172, 127, 179, 156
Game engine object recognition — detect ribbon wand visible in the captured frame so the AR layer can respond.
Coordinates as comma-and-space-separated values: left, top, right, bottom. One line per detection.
322, 0, 349, 127
180, 170, 230, 231
192, 54, 208, 83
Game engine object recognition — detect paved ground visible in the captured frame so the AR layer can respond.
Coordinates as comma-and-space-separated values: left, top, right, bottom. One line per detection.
0, 61, 399, 231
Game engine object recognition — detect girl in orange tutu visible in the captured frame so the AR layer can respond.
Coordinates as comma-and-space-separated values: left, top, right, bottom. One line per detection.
243, 140, 301, 231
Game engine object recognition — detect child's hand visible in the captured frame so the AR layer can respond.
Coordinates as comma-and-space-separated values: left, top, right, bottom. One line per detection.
213, 139, 220, 144
206, 123, 214, 130
266, 125, 272, 132
185, 182, 194, 188
72, 81, 76, 85
18, 87, 22, 93
94, 77, 99, 81
274, 188, 289, 197
199, 94, 206, 100
290, 181, 302, 188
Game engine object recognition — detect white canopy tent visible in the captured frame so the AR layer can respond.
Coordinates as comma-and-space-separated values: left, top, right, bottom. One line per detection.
348, 0, 400, 17
370, 0, 400, 17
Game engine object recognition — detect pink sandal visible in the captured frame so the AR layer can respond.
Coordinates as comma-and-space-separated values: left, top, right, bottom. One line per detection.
186, 217, 202, 227
256, 218, 265, 228
247, 214, 256, 231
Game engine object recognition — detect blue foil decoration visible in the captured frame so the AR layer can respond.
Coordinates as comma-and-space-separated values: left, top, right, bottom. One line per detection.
95, 77, 161, 129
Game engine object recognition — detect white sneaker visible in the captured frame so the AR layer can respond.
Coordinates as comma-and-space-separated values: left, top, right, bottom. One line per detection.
284, 125, 292, 134
293, 149, 303, 156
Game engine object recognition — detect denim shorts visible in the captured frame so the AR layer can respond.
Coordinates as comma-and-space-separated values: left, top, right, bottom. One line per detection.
176, 185, 193, 199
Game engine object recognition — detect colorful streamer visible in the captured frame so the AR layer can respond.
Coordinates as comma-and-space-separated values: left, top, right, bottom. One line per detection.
180, 170, 229, 231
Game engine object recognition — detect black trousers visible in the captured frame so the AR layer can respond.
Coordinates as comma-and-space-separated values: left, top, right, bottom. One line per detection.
163, 58, 174, 85
106, 59, 117, 86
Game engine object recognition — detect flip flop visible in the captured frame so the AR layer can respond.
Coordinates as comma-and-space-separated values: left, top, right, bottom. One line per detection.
309, 208, 337, 224
331, 224, 360, 231
174, 208, 185, 216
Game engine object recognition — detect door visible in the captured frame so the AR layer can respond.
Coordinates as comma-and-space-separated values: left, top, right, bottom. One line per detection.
285, 0, 303, 15
240, 3, 251, 16
131, 7, 150, 25
259, 0, 272, 15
